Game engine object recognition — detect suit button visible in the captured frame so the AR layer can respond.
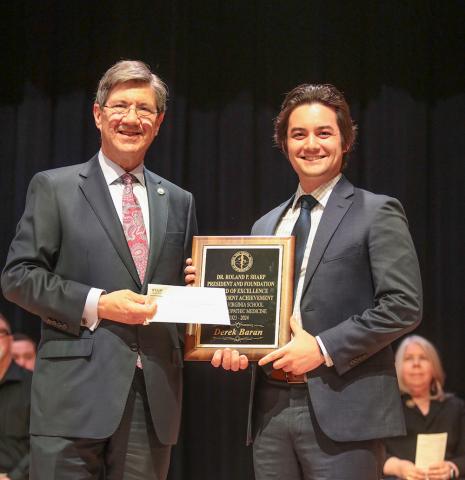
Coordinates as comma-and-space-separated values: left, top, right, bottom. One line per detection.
129, 343, 139, 352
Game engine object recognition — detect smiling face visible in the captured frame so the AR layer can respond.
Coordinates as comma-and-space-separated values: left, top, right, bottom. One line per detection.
93, 80, 165, 171
401, 342, 434, 396
286, 102, 345, 192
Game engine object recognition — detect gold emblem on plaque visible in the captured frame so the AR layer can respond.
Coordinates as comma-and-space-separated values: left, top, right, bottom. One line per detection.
231, 251, 253, 272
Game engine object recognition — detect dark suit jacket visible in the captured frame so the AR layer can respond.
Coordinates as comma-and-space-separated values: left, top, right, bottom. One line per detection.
1, 155, 197, 445
385, 394, 465, 477
250, 175, 422, 443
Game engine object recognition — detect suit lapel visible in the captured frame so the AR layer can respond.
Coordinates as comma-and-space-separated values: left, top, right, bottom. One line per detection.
260, 198, 294, 235
79, 157, 141, 287
301, 176, 354, 297
143, 169, 168, 287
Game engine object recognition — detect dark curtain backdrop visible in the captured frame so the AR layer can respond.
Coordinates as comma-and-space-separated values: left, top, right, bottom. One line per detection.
1, 1, 464, 479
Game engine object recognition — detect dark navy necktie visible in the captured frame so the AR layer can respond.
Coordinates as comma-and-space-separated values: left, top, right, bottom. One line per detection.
292, 195, 318, 298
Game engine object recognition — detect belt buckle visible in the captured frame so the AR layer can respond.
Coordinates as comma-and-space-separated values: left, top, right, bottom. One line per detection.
285, 371, 305, 384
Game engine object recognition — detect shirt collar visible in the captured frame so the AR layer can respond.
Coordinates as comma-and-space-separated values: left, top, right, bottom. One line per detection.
0, 360, 24, 384
98, 150, 146, 187
292, 173, 342, 210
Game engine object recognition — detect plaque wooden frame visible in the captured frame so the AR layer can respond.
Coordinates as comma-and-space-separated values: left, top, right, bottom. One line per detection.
184, 236, 294, 361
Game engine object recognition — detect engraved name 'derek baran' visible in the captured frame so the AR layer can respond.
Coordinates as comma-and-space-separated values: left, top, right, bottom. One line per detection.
213, 327, 264, 336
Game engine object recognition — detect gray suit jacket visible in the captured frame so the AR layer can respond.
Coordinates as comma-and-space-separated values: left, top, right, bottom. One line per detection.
249, 175, 422, 442
1, 155, 197, 444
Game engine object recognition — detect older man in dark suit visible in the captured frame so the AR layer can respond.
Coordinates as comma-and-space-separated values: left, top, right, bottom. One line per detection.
2, 60, 197, 480
196, 84, 422, 479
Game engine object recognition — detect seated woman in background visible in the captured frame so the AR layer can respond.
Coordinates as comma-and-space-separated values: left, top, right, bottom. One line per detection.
384, 335, 465, 479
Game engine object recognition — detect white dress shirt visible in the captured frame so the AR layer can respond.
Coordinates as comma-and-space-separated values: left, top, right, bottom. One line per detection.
275, 173, 342, 367
81, 151, 151, 329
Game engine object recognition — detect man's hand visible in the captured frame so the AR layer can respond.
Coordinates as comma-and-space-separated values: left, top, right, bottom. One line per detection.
97, 290, 157, 324
258, 317, 324, 375
211, 348, 249, 371
184, 258, 196, 285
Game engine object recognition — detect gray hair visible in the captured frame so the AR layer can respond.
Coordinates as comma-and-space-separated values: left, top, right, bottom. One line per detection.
395, 335, 446, 401
95, 60, 168, 112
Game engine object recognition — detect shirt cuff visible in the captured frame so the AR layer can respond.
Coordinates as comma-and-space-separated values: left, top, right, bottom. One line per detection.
82, 288, 105, 331
316, 336, 334, 367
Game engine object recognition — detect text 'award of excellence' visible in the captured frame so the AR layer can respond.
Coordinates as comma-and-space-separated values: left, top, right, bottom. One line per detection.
184, 236, 294, 361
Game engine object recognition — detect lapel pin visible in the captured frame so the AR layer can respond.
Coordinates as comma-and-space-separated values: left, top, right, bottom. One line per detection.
157, 187, 165, 195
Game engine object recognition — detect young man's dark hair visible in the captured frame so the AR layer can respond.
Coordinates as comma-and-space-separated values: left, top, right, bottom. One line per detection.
274, 83, 357, 167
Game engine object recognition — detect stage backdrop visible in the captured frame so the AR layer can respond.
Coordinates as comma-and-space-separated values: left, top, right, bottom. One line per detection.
1, 2, 464, 479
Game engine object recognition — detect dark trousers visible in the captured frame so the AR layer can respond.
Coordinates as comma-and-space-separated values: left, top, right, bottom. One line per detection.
30, 369, 171, 480
253, 381, 384, 480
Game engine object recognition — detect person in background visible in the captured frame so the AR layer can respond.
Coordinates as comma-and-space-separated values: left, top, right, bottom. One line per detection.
384, 335, 465, 479
11, 334, 36, 371
0, 314, 32, 480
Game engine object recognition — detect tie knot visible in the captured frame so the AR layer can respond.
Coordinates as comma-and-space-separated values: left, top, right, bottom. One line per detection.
121, 173, 136, 186
299, 195, 318, 211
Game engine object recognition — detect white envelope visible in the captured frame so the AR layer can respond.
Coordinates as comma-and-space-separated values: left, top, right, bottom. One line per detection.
146, 284, 230, 325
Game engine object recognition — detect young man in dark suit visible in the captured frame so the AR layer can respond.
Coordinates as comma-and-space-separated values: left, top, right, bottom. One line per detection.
189, 84, 422, 479
2, 60, 197, 480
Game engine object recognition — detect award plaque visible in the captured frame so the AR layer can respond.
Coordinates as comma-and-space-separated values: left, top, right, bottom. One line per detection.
184, 236, 294, 361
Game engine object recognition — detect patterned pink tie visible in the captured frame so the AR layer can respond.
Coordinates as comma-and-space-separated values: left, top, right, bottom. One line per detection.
121, 173, 149, 283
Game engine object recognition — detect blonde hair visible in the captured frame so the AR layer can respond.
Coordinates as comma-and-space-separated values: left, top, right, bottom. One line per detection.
395, 335, 446, 401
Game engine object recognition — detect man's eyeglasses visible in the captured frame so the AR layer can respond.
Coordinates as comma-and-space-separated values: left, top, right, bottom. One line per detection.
103, 104, 158, 118
0, 328, 11, 337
